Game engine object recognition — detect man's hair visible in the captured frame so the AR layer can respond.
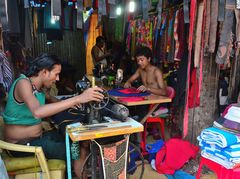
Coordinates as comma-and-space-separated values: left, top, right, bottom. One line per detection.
135, 46, 152, 59
96, 36, 105, 44
26, 53, 61, 77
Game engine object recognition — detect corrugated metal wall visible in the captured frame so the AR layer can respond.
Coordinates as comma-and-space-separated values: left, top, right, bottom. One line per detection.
32, 30, 86, 79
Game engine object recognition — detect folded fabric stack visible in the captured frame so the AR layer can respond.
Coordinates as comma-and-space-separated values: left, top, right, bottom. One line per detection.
213, 104, 240, 134
198, 127, 240, 169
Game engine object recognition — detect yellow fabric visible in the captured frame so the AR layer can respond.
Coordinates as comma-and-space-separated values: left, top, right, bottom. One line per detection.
5, 157, 65, 174
4, 156, 40, 172
86, 12, 102, 75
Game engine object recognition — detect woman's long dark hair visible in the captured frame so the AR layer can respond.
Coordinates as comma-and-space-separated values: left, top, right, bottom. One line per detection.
26, 53, 61, 77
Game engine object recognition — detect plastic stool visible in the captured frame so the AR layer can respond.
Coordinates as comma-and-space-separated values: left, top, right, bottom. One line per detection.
140, 116, 165, 155
140, 86, 175, 156
196, 156, 240, 179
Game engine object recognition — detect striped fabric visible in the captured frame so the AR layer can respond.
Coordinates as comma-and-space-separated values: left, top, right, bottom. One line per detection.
0, 51, 13, 91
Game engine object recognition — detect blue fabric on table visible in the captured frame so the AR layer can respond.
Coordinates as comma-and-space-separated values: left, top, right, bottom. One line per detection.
108, 88, 150, 97
166, 170, 195, 179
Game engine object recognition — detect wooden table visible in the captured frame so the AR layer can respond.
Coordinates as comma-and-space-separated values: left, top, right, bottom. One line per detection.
65, 118, 143, 179
110, 94, 172, 124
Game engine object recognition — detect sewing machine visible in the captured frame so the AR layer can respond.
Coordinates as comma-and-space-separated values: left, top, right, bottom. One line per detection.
75, 76, 129, 125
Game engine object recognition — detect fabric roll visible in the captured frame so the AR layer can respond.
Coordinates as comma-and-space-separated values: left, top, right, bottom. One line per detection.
200, 127, 240, 148
201, 151, 235, 169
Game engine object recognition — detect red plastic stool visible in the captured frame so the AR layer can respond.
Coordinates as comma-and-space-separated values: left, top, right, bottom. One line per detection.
140, 116, 165, 155
140, 87, 175, 156
196, 156, 240, 179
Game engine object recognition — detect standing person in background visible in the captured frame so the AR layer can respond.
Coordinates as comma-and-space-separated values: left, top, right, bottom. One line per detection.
3, 54, 104, 179
124, 46, 167, 96
91, 36, 111, 68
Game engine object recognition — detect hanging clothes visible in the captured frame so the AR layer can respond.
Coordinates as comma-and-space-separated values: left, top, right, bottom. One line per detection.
135, 19, 153, 49
86, 13, 102, 74
216, 0, 238, 64
0, 51, 13, 92
215, 15, 233, 64
174, 8, 185, 61
188, 68, 200, 108
166, 9, 175, 63
208, 0, 219, 53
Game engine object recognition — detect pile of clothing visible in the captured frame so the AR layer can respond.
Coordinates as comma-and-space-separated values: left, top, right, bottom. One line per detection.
198, 104, 240, 169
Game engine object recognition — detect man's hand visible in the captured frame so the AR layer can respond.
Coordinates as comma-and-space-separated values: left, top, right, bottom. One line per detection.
137, 85, 147, 92
77, 86, 104, 103
124, 81, 132, 88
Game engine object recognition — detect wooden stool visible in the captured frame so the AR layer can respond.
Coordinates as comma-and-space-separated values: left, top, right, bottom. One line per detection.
196, 156, 240, 179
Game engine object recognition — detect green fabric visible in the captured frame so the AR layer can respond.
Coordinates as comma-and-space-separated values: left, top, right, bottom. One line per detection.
3, 74, 45, 125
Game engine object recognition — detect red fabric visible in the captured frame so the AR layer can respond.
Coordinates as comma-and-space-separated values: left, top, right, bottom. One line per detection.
118, 97, 145, 102
155, 138, 199, 175
188, 68, 200, 108
118, 88, 140, 94
183, 0, 197, 138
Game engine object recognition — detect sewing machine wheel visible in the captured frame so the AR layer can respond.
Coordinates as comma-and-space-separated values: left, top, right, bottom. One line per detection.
90, 90, 109, 110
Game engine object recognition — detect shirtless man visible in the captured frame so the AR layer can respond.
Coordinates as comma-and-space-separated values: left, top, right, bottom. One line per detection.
124, 46, 167, 96
3, 54, 104, 178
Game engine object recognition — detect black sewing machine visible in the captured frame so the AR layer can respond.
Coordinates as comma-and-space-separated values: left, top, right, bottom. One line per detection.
75, 76, 129, 125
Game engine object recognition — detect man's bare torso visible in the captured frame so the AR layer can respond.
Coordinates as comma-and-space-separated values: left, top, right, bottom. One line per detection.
139, 66, 160, 89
